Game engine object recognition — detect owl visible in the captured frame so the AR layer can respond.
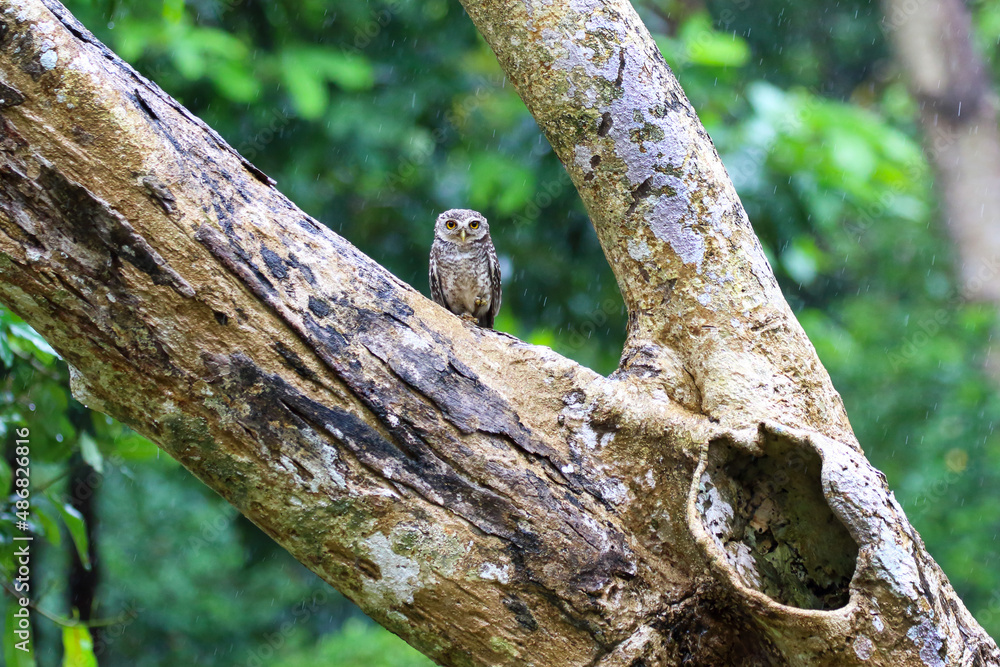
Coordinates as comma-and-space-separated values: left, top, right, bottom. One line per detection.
429, 208, 502, 329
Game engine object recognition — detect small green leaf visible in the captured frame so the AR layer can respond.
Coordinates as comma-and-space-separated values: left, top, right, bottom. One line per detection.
4, 603, 37, 667
79, 433, 103, 475
53, 500, 90, 570
62, 625, 97, 667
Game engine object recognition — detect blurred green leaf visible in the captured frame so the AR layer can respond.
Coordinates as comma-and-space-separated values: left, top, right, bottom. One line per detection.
680, 14, 750, 67
169, 37, 205, 79
282, 63, 327, 120
311, 52, 375, 92
0, 334, 14, 367
468, 154, 534, 215
62, 625, 97, 667
32, 497, 63, 546
210, 60, 261, 103
0, 457, 10, 497
526, 328, 558, 350
829, 129, 877, 182
79, 433, 103, 475
110, 429, 161, 461
162, 0, 184, 24
52, 499, 90, 570
281, 48, 373, 119
782, 237, 825, 286
7, 322, 58, 360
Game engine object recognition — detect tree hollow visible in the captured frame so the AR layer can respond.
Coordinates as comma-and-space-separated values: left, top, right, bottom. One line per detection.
696, 433, 858, 610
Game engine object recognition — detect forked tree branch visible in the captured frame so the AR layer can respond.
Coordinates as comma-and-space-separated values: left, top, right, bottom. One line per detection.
461, 0, 855, 440
0, 0, 995, 664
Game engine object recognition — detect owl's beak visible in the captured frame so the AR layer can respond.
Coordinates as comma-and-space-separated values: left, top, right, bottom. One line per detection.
460, 229, 466, 242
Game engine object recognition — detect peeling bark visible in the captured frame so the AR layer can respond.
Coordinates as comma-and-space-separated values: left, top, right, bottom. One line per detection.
0, 0, 996, 665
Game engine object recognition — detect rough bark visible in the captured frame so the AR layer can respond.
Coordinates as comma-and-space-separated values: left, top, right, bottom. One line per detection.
883, 0, 1000, 304
0, 0, 995, 665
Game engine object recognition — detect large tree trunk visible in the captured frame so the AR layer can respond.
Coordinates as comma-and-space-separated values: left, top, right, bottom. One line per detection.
0, 0, 996, 664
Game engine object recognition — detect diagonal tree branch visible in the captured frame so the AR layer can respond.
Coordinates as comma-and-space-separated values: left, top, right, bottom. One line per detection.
0, 0, 995, 664
461, 0, 855, 441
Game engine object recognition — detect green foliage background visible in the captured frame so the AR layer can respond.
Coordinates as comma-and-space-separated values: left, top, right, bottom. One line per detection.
2, 0, 999, 664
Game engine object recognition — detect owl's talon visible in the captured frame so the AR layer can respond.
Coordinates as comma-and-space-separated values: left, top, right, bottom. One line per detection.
460, 313, 478, 323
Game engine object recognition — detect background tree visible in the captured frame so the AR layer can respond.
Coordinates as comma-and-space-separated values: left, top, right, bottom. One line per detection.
1, 0, 999, 665
883, 0, 1000, 375
883, 0, 1000, 292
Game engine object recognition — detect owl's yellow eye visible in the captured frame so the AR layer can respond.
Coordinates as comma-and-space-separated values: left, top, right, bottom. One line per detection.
469, 220, 480, 230
446, 220, 457, 230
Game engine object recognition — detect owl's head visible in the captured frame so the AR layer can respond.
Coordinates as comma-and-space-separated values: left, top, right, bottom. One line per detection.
435, 208, 490, 244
